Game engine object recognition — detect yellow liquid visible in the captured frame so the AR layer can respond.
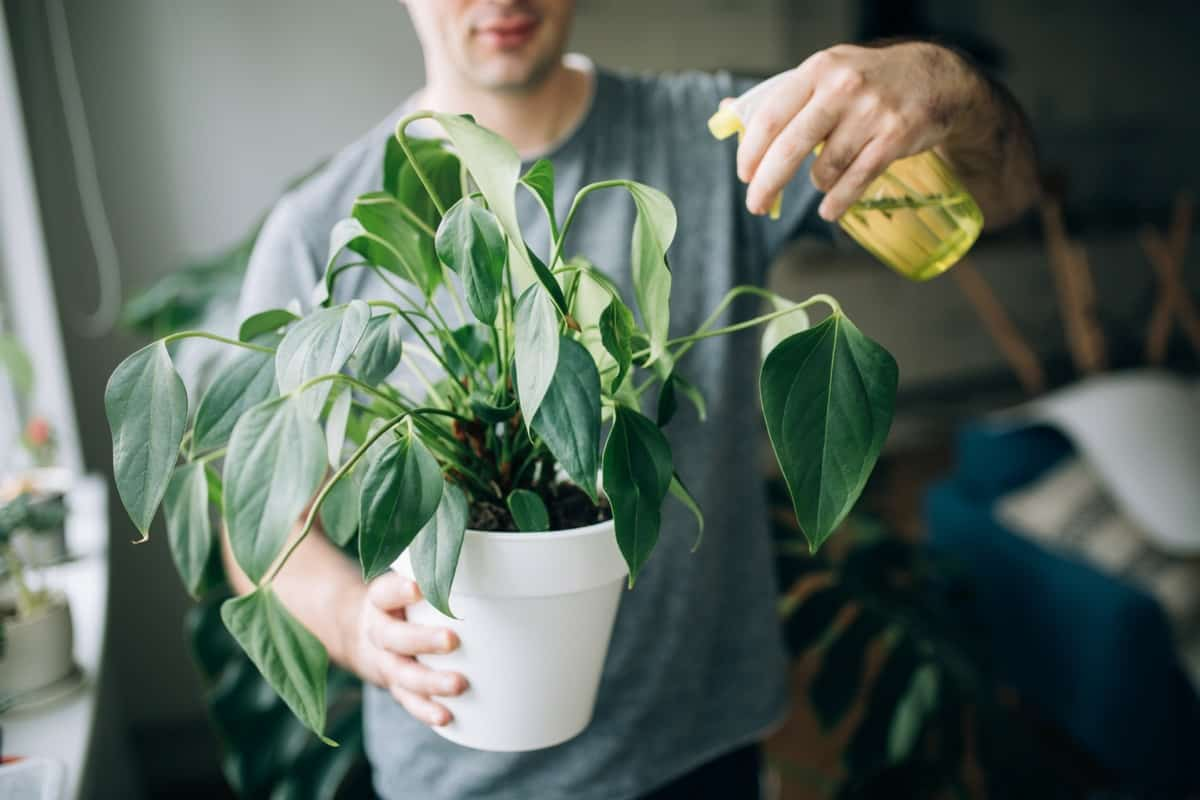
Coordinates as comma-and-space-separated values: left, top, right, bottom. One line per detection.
837, 150, 983, 281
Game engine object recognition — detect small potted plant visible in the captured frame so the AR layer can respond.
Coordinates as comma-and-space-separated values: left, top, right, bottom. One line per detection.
0, 478, 69, 567
0, 491, 75, 702
105, 112, 898, 750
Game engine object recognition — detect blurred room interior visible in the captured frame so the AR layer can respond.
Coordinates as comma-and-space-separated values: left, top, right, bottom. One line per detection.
1, 0, 1198, 797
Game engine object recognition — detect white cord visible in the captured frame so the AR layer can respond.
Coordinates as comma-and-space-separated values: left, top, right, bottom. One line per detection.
44, 0, 122, 337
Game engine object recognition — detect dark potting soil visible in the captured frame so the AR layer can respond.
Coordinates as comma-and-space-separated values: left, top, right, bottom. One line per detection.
467, 483, 611, 532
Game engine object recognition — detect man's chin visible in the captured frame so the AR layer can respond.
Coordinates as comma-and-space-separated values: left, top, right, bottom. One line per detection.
467, 54, 560, 93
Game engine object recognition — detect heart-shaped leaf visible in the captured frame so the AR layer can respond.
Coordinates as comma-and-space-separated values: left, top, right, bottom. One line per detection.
358, 434, 444, 580
410, 482, 468, 618
221, 588, 332, 743
223, 396, 327, 582
761, 297, 810, 362
349, 194, 444, 298
163, 462, 216, 598
435, 198, 507, 325
520, 159, 558, 241
760, 312, 897, 552
513, 285, 560, 425
599, 298, 635, 393
602, 406, 673, 585
531, 337, 601, 500
192, 349, 277, 454
238, 309, 298, 343
353, 314, 405, 387
430, 112, 535, 289
318, 469, 361, 548
275, 300, 370, 418
626, 182, 675, 363
106, 341, 188, 539
507, 489, 550, 532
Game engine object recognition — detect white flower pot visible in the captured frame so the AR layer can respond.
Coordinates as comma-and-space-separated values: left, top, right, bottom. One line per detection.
393, 517, 627, 752
0, 594, 74, 697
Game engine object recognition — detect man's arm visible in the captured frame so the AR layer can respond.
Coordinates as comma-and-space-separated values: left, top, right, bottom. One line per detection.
221, 518, 469, 727
736, 41, 1039, 230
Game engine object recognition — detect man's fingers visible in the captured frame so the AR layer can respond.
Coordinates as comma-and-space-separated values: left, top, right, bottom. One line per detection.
818, 138, 894, 221
382, 652, 468, 698
736, 70, 814, 185
745, 98, 837, 215
367, 572, 421, 611
390, 685, 454, 727
368, 612, 458, 656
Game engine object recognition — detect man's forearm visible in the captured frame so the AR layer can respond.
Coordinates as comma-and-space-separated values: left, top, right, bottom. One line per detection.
936, 46, 1039, 229
221, 523, 364, 669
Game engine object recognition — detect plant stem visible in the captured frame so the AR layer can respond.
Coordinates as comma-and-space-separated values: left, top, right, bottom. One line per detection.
366, 300, 473, 395
195, 447, 227, 466
292, 373, 407, 413
394, 112, 447, 217
262, 407, 468, 585
548, 180, 628, 270
631, 292, 841, 363
162, 331, 273, 354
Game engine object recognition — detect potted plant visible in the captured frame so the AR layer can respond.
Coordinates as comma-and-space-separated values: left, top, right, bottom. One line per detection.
0, 478, 69, 567
105, 111, 898, 750
0, 489, 74, 702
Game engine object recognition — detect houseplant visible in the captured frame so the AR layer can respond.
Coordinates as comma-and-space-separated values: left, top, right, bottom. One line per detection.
105, 111, 899, 748
0, 487, 74, 702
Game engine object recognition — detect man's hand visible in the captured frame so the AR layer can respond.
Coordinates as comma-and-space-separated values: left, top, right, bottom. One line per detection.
737, 42, 1036, 227
345, 572, 469, 728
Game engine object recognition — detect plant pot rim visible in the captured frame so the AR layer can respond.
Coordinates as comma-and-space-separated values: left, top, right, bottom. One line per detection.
463, 516, 614, 542
1, 591, 70, 627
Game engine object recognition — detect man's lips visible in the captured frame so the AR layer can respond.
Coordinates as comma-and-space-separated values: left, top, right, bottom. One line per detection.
475, 15, 540, 49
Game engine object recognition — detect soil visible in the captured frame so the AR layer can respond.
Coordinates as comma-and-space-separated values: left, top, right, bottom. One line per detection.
467, 483, 612, 532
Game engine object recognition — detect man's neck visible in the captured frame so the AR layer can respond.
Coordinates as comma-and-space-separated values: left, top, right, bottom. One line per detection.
420, 58, 592, 160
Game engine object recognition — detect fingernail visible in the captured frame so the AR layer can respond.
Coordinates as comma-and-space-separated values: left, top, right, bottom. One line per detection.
440, 631, 455, 651
440, 676, 461, 694
432, 709, 449, 726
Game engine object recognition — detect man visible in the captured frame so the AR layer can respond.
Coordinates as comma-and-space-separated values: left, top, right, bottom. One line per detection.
232, 1, 1037, 797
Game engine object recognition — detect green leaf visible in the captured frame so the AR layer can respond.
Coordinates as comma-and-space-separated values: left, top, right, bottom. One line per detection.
507, 489, 549, 532
429, 112, 536, 290
314, 218, 369, 307
275, 300, 370, 418
599, 299, 635, 393
668, 473, 704, 551
163, 462, 215, 598
0, 335, 33, 397
318, 470, 361, 548
349, 194, 441, 297
531, 337, 601, 500
602, 406, 673, 585
440, 324, 494, 381
520, 159, 558, 241
626, 182, 676, 364
220, 588, 332, 743
238, 309, 299, 343
106, 342, 188, 539
410, 482, 468, 617
223, 396, 327, 582
761, 297, 810, 361
353, 314, 404, 386
657, 371, 707, 426
513, 285, 560, 425
470, 393, 517, 424
324, 386, 352, 468
887, 663, 939, 762
192, 349, 277, 454
358, 434, 444, 580
435, 198, 506, 325
384, 136, 462, 218
524, 245, 570, 317
760, 313, 897, 552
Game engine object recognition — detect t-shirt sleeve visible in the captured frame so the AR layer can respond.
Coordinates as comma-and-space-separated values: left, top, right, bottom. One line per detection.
237, 197, 324, 321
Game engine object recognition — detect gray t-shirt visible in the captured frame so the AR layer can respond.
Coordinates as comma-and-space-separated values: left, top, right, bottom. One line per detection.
239, 65, 830, 800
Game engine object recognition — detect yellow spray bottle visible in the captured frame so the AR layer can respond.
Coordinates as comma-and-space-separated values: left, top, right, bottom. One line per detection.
709, 73, 984, 281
